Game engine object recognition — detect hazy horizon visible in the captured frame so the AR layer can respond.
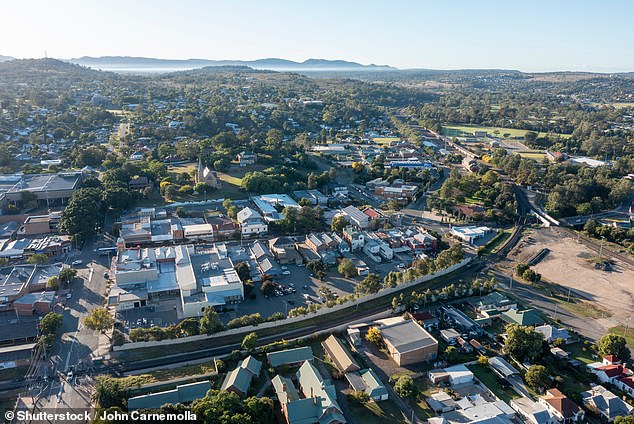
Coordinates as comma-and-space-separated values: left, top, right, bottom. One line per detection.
1, 0, 633, 73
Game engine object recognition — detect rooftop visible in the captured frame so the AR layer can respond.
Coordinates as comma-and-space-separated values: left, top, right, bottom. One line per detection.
380, 319, 438, 354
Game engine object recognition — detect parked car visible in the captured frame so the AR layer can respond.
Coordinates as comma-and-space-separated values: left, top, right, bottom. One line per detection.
282, 271, 291, 275
66, 293, 72, 300
71, 260, 83, 266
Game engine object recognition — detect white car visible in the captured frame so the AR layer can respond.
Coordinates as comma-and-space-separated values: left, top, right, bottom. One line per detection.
71, 260, 83, 266
281, 266, 288, 270
66, 293, 72, 300
282, 271, 291, 275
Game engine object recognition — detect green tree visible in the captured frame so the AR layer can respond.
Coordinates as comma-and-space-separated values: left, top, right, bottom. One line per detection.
444, 346, 461, 364
366, 327, 382, 346
46, 276, 60, 290
40, 312, 63, 336
177, 318, 200, 337
331, 215, 350, 233
355, 273, 382, 295
614, 417, 634, 424
504, 324, 544, 361
59, 188, 102, 240
199, 307, 224, 334
27, 254, 49, 265
93, 377, 125, 408
597, 333, 631, 362
338, 258, 357, 278
241, 332, 258, 351
393, 375, 417, 398
83, 308, 115, 335
59, 268, 77, 284
525, 365, 550, 391
477, 355, 489, 366
234, 262, 251, 282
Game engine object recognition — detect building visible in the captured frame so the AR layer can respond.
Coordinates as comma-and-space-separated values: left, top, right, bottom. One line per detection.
252, 194, 300, 221
450, 226, 492, 244
272, 360, 346, 424
207, 215, 240, 241
341, 206, 370, 229
440, 329, 461, 344
0, 172, 82, 211
539, 389, 584, 423
511, 397, 558, 424
111, 244, 243, 318
588, 356, 634, 397
267, 346, 314, 368
434, 364, 474, 386
13, 291, 55, 316
379, 319, 438, 366
128, 176, 151, 191
127, 381, 212, 410
268, 237, 301, 265
501, 309, 543, 327
321, 335, 360, 374
489, 356, 520, 378
220, 356, 262, 397
582, 385, 633, 422
195, 157, 221, 189
375, 184, 418, 199
294, 190, 328, 206
442, 306, 481, 334
21, 213, 60, 235
237, 207, 268, 236
345, 368, 388, 401
342, 226, 364, 251
535, 325, 571, 344
237, 151, 257, 167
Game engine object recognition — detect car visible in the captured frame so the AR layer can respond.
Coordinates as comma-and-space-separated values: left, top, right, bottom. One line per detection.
71, 260, 83, 266
281, 266, 288, 270
302, 293, 310, 299
397, 263, 405, 268
282, 271, 291, 275
67, 368, 74, 382
289, 283, 295, 287
66, 293, 72, 300
302, 285, 308, 290
103, 272, 109, 279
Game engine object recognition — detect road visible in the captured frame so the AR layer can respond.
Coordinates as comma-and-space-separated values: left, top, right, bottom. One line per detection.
35, 239, 110, 414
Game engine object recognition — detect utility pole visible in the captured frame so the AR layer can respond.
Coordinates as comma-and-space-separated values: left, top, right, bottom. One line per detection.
567, 287, 571, 303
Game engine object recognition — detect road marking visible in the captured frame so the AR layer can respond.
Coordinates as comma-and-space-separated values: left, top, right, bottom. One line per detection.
88, 267, 94, 283
64, 323, 83, 371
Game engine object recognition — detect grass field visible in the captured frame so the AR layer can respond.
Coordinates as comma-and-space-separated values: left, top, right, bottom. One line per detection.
347, 399, 405, 424
516, 151, 547, 161
592, 102, 634, 109
372, 137, 401, 145
442, 125, 572, 140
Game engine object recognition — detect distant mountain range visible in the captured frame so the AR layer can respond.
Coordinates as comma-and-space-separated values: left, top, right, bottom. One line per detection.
0, 55, 14, 62
68, 56, 396, 72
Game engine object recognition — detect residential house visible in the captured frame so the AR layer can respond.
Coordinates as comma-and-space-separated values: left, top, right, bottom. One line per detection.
501, 309, 544, 327
220, 356, 262, 397
267, 346, 314, 369
237, 151, 257, 167
412, 311, 439, 331
511, 397, 558, 424
321, 335, 360, 374
127, 381, 212, 410
582, 385, 633, 422
345, 368, 388, 401
539, 389, 584, 423
535, 325, 571, 344
237, 207, 267, 236
342, 226, 364, 251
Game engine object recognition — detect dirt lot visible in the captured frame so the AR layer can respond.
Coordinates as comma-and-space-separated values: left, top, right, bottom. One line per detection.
509, 227, 634, 323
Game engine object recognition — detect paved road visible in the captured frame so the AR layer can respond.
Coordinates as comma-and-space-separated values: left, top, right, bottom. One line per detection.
37, 239, 110, 413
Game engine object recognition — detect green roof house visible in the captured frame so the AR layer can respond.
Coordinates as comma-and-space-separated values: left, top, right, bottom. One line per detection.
267, 346, 314, 368
501, 309, 543, 327
127, 380, 211, 410
345, 368, 389, 401
220, 355, 262, 397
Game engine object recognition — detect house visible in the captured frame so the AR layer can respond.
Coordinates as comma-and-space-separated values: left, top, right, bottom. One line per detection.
345, 368, 388, 401
511, 397, 558, 424
440, 329, 461, 344
237, 151, 257, 167
535, 325, 571, 344
267, 346, 314, 368
342, 226, 364, 251
129, 176, 151, 191
321, 335, 360, 374
501, 309, 543, 327
426, 391, 457, 414
237, 207, 267, 236
13, 291, 55, 316
412, 311, 439, 330
272, 360, 346, 424
220, 356, 262, 397
379, 319, 438, 366
127, 381, 212, 410
342, 206, 370, 229
587, 357, 634, 397
582, 385, 633, 422
471, 292, 516, 313
207, 215, 240, 241
539, 389, 584, 423
268, 237, 301, 265
443, 364, 474, 386
293, 190, 328, 206
489, 356, 520, 378
442, 306, 481, 334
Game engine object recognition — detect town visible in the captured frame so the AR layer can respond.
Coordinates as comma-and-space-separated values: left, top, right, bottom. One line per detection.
1, 6, 634, 423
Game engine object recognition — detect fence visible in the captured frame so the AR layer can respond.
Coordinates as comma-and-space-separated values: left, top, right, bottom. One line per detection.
113, 257, 472, 351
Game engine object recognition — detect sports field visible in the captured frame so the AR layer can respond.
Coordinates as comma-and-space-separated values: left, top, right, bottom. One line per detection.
442, 125, 572, 139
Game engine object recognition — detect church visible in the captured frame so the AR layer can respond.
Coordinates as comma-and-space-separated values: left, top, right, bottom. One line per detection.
195, 157, 222, 189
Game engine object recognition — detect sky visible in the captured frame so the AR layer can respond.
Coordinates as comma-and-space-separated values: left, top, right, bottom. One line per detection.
1, 0, 632, 72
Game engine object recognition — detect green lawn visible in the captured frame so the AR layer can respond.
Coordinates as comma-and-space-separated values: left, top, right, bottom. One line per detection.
347, 399, 405, 424
478, 230, 511, 256
516, 151, 547, 161
372, 137, 401, 145
565, 342, 598, 365
442, 125, 572, 139
467, 364, 519, 403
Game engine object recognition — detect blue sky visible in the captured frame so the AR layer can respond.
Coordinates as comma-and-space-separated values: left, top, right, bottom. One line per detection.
1, 0, 632, 72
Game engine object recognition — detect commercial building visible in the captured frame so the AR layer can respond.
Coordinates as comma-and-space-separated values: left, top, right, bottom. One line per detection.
0, 172, 82, 212
127, 381, 212, 410
237, 207, 268, 236
450, 226, 493, 244
341, 206, 370, 229
379, 319, 438, 366
293, 190, 329, 206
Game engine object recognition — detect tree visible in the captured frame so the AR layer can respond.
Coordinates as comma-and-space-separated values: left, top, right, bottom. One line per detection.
177, 318, 200, 337
338, 258, 357, 278
355, 273, 382, 295
242, 332, 258, 351
347, 390, 370, 404
234, 262, 251, 282
525, 365, 550, 391
40, 312, 63, 336
199, 307, 224, 334
243, 396, 274, 424
93, 377, 125, 408
393, 375, 417, 398
59, 268, 77, 284
366, 327, 382, 346
27, 254, 49, 265
83, 308, 115, 334
261, 280, 276, 296
597, 333, 631, 362
46, 276, 60, 290
504, 324, 544, 361
615, 417, 634, 424
477, 355, 489, 366
331, 215, 350, 233
444, 346, 461, 364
